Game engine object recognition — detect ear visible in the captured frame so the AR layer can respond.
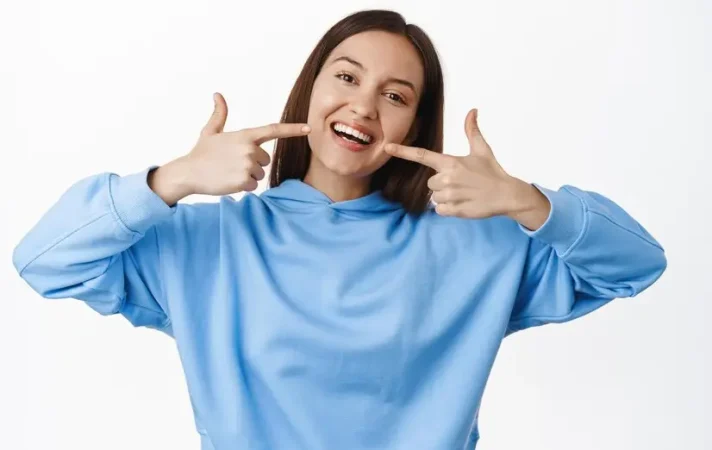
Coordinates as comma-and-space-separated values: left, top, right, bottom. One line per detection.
403, 117, 420, 146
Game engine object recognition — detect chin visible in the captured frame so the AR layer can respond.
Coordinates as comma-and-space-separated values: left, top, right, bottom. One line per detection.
311, 149, 376, 178
322, 156, 374, 178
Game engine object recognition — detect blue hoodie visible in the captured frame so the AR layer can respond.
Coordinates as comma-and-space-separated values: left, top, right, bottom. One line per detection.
12, 166, 666, 449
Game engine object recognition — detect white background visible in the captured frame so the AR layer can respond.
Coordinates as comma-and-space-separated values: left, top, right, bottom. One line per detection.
1, 0, 709, 449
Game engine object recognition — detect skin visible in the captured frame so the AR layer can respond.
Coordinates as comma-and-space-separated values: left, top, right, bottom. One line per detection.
384, 109, 552, 231
301, 29, 550, 230
303, 30, 423, 202
150, 31, 551, 231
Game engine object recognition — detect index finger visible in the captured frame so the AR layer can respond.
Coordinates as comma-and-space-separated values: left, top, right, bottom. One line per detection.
384, 143, 447, 171
244, 122, 311, 145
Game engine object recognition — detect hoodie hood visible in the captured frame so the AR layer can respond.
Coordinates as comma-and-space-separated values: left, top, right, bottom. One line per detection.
260, 178, 404, 216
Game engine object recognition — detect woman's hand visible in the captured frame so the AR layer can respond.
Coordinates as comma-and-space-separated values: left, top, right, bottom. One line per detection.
384, 109, 551, 229
149, 92, 311, 205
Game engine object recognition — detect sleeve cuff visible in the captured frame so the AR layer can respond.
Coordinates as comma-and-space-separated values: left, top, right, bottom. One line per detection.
518, 183, 587, 257
109, 166, 176, 235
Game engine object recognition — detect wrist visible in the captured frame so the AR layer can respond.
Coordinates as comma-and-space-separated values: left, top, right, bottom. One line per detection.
148, 157, 195, 206
504, 177, 551, 230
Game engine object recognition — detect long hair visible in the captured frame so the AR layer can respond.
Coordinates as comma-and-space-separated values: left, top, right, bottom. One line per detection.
269, 9, 445, 215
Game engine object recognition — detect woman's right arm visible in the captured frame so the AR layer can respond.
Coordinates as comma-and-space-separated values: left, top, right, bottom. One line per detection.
12, 92, 311, 335
12, 163, 192, 334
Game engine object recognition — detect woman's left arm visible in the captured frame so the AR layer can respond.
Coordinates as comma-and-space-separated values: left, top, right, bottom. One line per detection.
502, 179, 666, 334
384, 108, 667, 333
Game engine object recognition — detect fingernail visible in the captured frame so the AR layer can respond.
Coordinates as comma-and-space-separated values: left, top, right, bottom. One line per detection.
302, 125, 311, 133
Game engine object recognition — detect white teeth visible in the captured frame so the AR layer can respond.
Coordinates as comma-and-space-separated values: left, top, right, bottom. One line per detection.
334, 123, 372, 143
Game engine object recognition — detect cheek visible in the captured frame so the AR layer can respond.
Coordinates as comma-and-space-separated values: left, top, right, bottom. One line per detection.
382, 115, 415, 144
307, 88, 340, 128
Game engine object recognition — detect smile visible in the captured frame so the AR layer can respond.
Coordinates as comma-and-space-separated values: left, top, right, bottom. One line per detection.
331, 122, 374, 145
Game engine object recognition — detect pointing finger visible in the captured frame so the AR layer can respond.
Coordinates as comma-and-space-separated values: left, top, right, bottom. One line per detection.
244, 122, 312, 145
384, 143, 448, 171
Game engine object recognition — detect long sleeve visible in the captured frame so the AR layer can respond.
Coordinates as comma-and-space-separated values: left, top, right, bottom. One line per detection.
506, 183, 667, 335
12, 167, 178, 335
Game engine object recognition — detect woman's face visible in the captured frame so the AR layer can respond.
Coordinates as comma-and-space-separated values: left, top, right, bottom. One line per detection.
306, 30, 424, 181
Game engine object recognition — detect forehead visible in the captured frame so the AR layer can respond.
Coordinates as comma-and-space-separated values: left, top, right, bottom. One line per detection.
325, 30, 424, 92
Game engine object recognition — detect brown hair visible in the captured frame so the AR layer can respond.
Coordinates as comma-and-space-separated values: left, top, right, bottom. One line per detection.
269, 9, 445, 215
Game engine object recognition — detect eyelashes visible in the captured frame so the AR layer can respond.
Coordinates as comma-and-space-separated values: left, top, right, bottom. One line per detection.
336, 72, 356, 84
334, 72, 407, 105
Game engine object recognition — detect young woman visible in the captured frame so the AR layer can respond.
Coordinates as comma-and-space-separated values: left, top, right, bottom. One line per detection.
12, 9, 667, 450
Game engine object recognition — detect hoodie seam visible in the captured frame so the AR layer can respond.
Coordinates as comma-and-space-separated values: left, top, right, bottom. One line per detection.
588, 209, 664, 251
561, 186, 664, 252
17, 212, 113, 276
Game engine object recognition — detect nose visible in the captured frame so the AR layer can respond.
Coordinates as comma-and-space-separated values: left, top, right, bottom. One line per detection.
349, 89, 378, 120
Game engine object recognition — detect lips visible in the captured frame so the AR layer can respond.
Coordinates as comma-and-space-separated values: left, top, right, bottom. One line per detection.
331, 120, 376, 142
330, 121, 377, 142
330, 122, 375, 152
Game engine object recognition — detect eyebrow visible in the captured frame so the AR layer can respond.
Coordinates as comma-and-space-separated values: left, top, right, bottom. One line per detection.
330, 55, 418, 95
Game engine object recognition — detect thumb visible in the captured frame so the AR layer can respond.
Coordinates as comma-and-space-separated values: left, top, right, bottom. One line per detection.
464, 108, 492, 157
201, 92, 228, 137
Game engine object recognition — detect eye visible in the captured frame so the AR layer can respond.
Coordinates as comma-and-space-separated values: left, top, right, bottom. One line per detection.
335, 72, 407, 106
336, 72, 356, 83
385, 92, 406, 105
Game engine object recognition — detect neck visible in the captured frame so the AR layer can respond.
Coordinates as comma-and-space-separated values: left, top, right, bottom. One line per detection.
302, 163, 371, 203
